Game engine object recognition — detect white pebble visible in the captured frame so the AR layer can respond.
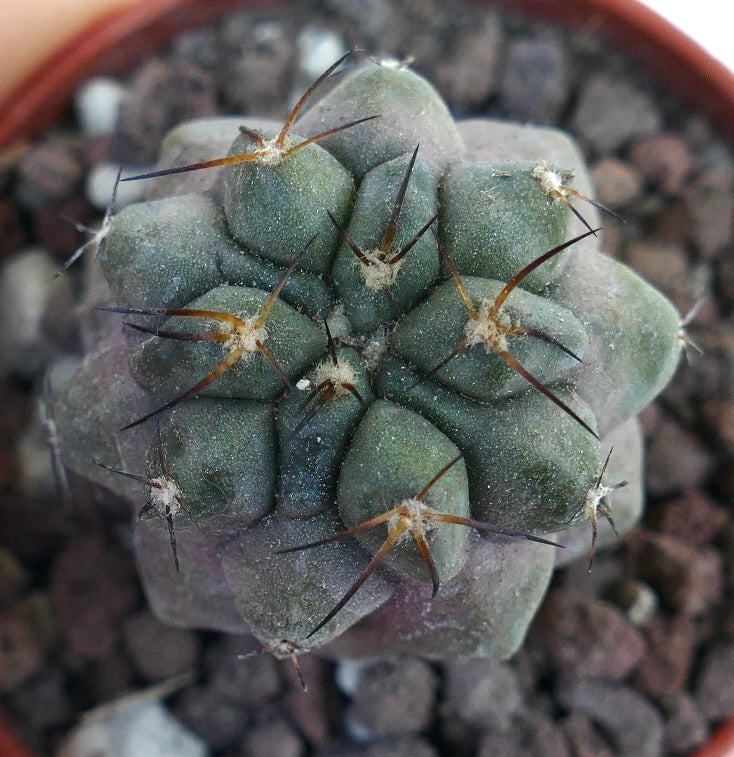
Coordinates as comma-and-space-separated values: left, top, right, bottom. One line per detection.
58, 700, 209, 757
75, 77, 128, 136
344, 711, 374, 744
15, 406, 55, 499
625, 582, 659, 627
297, 28, 347, 80
85, 162, 148, 210
334, 659, 370, 696
0, 249, 57, 377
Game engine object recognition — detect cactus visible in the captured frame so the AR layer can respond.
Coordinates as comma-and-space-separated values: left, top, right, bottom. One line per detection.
52, 55, 682, 663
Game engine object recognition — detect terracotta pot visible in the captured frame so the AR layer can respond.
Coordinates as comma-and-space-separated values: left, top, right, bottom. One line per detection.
1, 2, 733, 756
693, 718, 734, 757
0, 706, 35, 757
1, 0, 734, 150
0, 0, 280, 150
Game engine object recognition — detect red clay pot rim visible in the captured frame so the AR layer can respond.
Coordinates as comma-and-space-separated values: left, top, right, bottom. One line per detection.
692, 718, 734, 757
0, 706, 35, 757
0, 0, 733, 150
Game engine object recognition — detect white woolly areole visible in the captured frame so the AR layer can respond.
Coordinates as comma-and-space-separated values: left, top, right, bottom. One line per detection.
532, 162, 564, 196
221, 317, 268, 357
267, 639, 307, 659
248, 136, 291, 166
388, 499, 436, 543
360, 249, 403, 292
149, 476, 184, 516
463, 301, 512, 354
582, 482, 614, 519
312, 358, 358, 397
90, 219, 112, 250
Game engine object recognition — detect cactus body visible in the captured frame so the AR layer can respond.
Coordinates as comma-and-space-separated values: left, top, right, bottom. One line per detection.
54, 59, 681, 660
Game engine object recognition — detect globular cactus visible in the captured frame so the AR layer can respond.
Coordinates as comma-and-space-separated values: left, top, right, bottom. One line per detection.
53, 54, 682, 664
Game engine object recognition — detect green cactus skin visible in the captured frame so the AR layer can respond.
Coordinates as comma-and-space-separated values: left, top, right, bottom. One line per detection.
391, 276, 589, 402
296, 63, 464, 178
103, 193, 334, 318
222, 130, 354, 273
147, 398, 277, 530
375, 355, 600, 532
331, 148, 440, 333
53, 57, 682, 661
337, 400, 470, 587
439, 162, 569, 292
277, 346, 374, 520
129, 285, 327, 402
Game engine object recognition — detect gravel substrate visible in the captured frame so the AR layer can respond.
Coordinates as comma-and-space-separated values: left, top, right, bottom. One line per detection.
1, 1, 733, 755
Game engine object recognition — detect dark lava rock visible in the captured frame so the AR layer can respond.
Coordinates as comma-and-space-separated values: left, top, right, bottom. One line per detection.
206, 635, 282, 706
16, 140, 83, 206
572, 74, 662, 153
441, 657, 523, 731
662, 693, 709, 755
430, 11, 503, 113
113, 59, 217, 164
556, 677, 664, 757
50, 536, 139, 659
694, 641, 734, 721
499, 34, 570, 123
123, 608, 201, 682
645, 417, 715, 497
532, 590, 646, 680
647, 488, 727, 546
345, 657, 439, 740
241, 716, 305, 757
590, 157, 643, 208
628, 135, 695, 195
627, 530, 724, 616
633, 613, 698, 699
561, 713, 615, 757
174, 685, 247, 751
477, 710, 570, 757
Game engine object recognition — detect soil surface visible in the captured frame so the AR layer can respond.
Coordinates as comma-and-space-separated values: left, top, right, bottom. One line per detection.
1, 1, 733, 756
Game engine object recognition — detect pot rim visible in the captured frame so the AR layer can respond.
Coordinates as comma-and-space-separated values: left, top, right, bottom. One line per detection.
692, 717, 734, 757
483, 0, 734, 139
0, 705, 35, 757
0, 0, 733, 149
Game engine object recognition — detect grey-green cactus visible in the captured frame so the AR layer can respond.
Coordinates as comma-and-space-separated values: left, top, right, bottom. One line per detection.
53, 55, 682, 664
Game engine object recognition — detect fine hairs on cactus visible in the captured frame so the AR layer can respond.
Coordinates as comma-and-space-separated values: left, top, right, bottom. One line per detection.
53, 52, 683, 664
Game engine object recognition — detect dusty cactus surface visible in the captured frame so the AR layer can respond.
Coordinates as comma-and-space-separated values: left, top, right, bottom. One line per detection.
52, 56, 682, 662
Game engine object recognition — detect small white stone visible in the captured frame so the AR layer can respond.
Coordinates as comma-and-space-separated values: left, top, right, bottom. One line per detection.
344, 710, 374, 744
334, 659, 369, 696
57, 700, 209, 757
625, 582, 658, 627
15, 405, 56, 498
75, 77, 128, 136
297, 28, 347, 80
0, 249, 58, 377
85, 162, 148, 210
